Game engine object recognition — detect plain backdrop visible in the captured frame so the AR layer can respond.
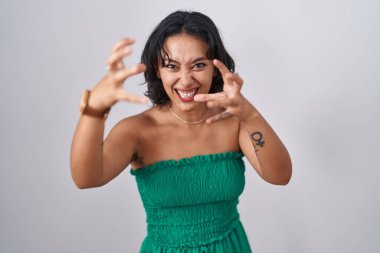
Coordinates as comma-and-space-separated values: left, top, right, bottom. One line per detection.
1, 0, 379, 252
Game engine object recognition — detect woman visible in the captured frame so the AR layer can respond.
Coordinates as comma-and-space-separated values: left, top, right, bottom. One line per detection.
71, 10, 292, 253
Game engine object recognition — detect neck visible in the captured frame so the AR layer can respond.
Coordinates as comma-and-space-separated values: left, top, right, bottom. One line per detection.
167, 103, 208, 125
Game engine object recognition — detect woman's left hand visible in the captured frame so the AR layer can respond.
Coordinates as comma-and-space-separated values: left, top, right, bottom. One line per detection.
194, 59, 258, 123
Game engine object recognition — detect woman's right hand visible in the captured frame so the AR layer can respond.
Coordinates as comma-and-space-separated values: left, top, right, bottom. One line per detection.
88, 38, 148, 112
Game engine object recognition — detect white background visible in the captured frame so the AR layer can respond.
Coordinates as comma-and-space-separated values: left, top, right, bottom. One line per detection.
1, 0, 379, 252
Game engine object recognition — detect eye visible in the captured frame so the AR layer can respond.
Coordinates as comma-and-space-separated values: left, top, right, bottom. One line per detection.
165, 63, 177, 70
193, 63, 206, 69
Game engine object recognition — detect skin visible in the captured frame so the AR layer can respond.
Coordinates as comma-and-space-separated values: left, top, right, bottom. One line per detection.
157, 34, 213, 121
70, 34, 292, 189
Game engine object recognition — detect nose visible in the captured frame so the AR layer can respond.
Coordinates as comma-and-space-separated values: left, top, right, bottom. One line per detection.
180, 69, 194, 87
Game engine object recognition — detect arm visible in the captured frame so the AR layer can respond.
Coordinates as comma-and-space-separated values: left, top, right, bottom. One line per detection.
70, 114, 106, 189
70, 115, 138, 189
70, 38, 147, 189
238, 102, 292, 185
194, 59, 292, 185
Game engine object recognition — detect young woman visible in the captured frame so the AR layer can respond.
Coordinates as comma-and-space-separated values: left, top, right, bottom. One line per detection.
71, 10, 292, 253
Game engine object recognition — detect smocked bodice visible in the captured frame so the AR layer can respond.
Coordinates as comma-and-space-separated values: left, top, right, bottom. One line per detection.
130, 152, 247, 249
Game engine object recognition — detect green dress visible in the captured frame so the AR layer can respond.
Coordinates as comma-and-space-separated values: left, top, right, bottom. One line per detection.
130, 152, 252, 253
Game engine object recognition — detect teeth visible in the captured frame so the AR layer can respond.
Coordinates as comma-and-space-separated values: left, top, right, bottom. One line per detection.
176, 88, 197, 99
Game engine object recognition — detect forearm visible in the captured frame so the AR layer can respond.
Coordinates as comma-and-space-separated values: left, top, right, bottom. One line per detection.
240, 103, 292, 185
70, 115, 106, 188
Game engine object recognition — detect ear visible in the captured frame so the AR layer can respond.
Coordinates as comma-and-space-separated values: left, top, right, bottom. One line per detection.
156, 69, 161, 79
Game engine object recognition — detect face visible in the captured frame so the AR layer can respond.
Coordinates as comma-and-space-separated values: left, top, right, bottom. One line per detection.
157, 33, 214, 112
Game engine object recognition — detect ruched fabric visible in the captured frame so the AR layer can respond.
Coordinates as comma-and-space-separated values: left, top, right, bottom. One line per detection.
130, 152, 252, 252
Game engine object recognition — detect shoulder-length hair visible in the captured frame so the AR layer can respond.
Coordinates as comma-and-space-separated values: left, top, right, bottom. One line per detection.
141, 10, 235, 105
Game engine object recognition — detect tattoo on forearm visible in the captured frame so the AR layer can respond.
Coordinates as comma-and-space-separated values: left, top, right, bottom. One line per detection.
251, 131, 265, 152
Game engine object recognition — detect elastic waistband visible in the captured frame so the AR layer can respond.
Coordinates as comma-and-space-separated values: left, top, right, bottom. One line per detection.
144, 200, 241, 247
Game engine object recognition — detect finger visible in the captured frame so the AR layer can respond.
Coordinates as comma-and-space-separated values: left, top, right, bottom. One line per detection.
213, 59, 236, 86
214, 59, 239, 87
107, 47, 132, 70
207, 99, 231, 109
113, 63, 146, 83
234, 73, 243, 84
108, 38, 135, 71
213, 59, 231, 76
229, 72, 244, 88
206, 111, 233, 124
111, 38, 135, 53
194, 92, 226, 102
117, 90, 149, 104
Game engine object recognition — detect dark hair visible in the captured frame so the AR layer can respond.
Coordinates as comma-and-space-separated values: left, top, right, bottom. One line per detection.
141, 10, 235, 105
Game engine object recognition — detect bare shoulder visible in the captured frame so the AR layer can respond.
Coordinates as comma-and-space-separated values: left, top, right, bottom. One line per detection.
107, 106, 161, 137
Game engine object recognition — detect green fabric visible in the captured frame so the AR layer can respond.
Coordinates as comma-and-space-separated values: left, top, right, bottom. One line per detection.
130, 152, 252, 252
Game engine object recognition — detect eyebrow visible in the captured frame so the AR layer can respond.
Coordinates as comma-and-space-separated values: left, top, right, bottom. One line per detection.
164, 57, 210, 64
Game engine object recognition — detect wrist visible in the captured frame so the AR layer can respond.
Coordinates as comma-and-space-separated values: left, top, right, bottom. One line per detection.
235, 98, 260, 124
79, 90, 111, 119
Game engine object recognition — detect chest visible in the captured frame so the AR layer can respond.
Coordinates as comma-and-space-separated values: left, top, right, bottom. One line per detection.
131, 152, 246, 207
136, 119, 240, 167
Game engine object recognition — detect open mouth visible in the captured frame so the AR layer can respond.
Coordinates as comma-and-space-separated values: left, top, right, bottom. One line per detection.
175, 88, 199, 102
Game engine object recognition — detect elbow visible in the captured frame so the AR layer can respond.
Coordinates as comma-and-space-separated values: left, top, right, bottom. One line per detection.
71, 175, 94, 189
278, 162, 292, 185
279, 173, 292, 185
262, 162, 292, 186
72, 178, 103, 189
280, 165, 293, 185
73, 180, 94, 189
277, 156, 293, 185
70, 166, 103, 189
264, 174, 291, 186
